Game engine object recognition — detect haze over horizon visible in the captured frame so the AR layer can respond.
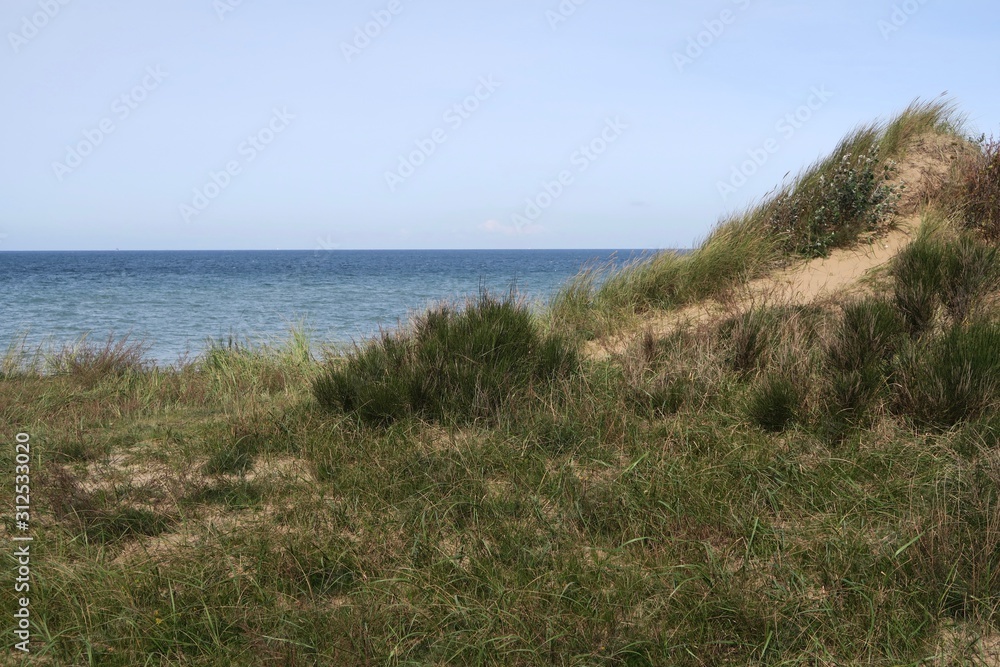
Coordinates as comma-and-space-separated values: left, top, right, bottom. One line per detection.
2, 0, 998, 251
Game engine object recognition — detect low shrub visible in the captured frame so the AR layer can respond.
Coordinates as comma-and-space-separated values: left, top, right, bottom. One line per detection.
768, 144, 900, 257
828, 298, 906, 372
313, 292, 578, 425
959, 135, 1000, 241
747, 373, 802, 432
939, 233, 1000, 322
717, 309, 778, 376
893, 232, 1000, 334
825, 298, 906, 424
312, 333, 411, 425
826, 367, 883, 426
895, 321, 1000, 428
893, 235, 945, 335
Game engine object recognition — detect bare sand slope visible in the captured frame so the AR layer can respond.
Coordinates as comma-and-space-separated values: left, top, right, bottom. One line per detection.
586, 133, 971, 360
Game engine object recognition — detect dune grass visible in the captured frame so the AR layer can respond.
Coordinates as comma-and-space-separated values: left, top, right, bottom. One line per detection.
549, 210, 783, 339
313, 292, 578, 426
4, 100, 1000, 665
549, 99, 963, 340
953, 134, 1000, 240
1, 338, 996, 664
6, 231, 1000, 664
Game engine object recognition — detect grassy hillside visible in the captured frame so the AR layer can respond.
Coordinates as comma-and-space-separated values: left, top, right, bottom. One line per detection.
3, 100, 1000, 666
549, 100, 963, 340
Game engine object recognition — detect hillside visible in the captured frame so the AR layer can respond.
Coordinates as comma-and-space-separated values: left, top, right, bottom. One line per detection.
585, 128, 977, 360
3, 100, 1000, 666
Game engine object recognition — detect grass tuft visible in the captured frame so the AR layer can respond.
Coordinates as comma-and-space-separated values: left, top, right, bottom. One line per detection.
746, 373, 802, 432
313, 291, 578, 425
939, 233, 1000, 322
893, 231, 946, 335
824, 298, 906, 426
895, 321, 1000, 428
47, 333, 151, 386
958, 134, 1000, 240
893, 226, 1000, 333
717, 308, 779, 376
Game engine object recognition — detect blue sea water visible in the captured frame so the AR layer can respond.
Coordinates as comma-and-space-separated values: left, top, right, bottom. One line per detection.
0, 250, 649, 365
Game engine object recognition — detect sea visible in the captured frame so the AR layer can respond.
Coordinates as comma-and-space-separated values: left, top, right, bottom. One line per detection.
0, 250, 651, 365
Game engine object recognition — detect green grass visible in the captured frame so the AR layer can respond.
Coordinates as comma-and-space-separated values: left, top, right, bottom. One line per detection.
895, 321, 1000, 429
716, 307, 784, 376
957, 134, 1000, 240
822, 297, 907, 428
7, 280, 1000, 664
893, 227, 949, 335
746, 372, 801, 432
550, 99, 962, 340
5, 101, 1000, 666
939, 233, 1000, 322
313, 291, 579, 426
4, 320, 1000, 665
549, 211, 783, 338
893, 221, 1000, 333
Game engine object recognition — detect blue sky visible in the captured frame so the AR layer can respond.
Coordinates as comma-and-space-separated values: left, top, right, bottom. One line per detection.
2, 0, 997, 251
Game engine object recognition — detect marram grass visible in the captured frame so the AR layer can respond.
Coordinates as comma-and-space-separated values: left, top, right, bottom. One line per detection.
549, 98, 964, 340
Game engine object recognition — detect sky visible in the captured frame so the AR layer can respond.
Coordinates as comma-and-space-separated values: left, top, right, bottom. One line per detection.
2, 0, 998, 251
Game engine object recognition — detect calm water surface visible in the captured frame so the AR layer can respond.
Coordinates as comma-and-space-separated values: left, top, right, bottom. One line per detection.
0, 250, 652, 364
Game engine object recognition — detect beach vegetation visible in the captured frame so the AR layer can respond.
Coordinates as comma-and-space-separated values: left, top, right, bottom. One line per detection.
9, 100, 1000, 665
549, 99, 961, 339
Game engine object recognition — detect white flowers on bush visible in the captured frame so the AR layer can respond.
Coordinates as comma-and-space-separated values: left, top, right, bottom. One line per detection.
768, 144, 900, 257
